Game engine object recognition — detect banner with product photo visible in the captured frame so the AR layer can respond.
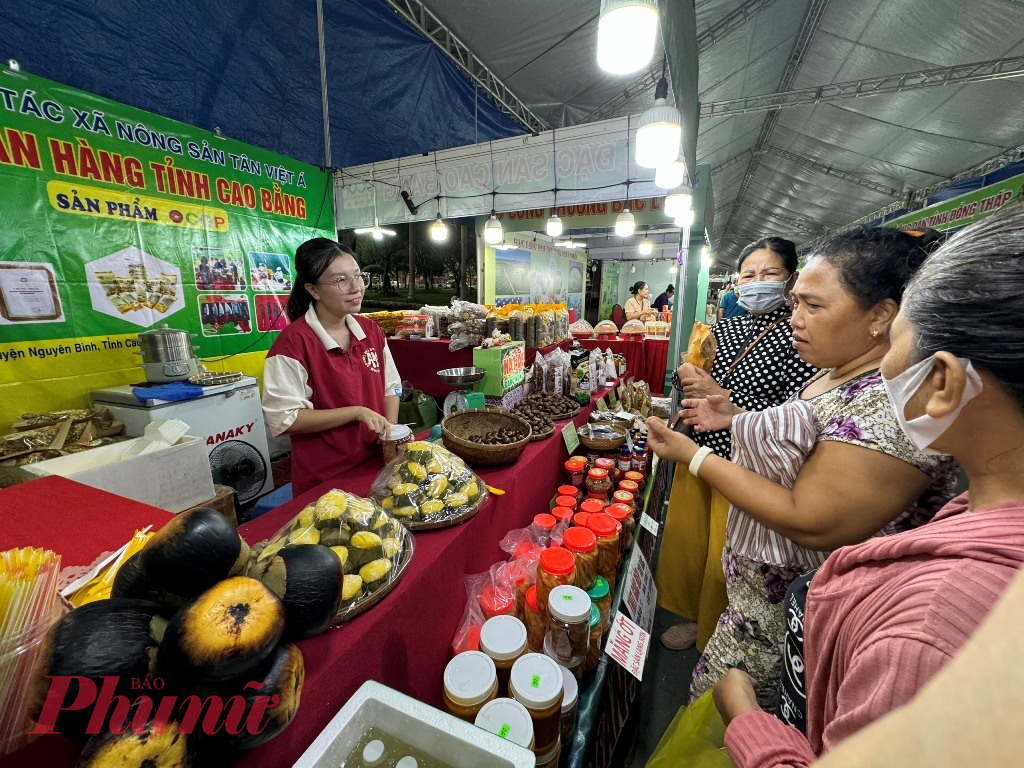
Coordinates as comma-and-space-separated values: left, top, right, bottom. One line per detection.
0, 71, 334, 426
483, 232, 586, 313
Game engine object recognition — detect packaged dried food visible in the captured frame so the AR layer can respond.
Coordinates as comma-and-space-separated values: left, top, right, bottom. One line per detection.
683, 321, 717, 372
451, 298, 489, 322
537, 547, 575, 612
620, 319, 646, 336
569, 318, 594, 339
509, 309, 526, 342
248, 488, 413, 623
543, 585, 592, 667
562, 526, 598, 591
370, 441, 488, 528
594, 320, 618, 336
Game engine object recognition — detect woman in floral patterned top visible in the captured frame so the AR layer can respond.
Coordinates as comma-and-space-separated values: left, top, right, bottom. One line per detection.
647, 227, 959, 707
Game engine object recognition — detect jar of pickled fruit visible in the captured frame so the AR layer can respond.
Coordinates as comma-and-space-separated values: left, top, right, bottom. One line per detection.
586, 513, 620, 590
606, 502, 634, 553
561, 526, 598, 591
543, 585, 592, 667
586, 576, 612, 634
537, 547, 576, 612
585, 468, 612, 499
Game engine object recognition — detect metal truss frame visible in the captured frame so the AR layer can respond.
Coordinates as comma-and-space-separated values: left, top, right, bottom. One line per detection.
384, 0, 547, 133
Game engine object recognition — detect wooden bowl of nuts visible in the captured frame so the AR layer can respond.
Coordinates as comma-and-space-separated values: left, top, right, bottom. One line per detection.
441, 408, 533, 467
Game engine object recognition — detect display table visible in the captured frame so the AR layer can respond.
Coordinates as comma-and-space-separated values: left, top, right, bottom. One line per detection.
388, 338, 571, 397
0, 389, 653, 768
641, 337, 670, 396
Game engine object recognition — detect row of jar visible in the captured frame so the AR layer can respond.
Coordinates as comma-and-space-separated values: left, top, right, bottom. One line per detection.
445, 637, 584, 765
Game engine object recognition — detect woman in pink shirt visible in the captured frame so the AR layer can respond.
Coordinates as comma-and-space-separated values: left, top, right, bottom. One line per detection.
712, 204, 1024, 766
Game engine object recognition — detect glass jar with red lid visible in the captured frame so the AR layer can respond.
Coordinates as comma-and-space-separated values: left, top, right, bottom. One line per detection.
532, 513, 557, 543
594, 457, 615, 474
562, 526, 599, 590
553, 495, 578, 514
478, 585, 517, 620
585, 468, 612, 499
623, 470, 645, 490
564, 457, 587, 487
551, 505, 574, 526
612, 489, 636, 518
537, 547, 576, 611
586, 513, 621, 589
557, 484, 582, 503
579, 498, 605, 516
605, 503, 634, 553
573, 511, 591, 529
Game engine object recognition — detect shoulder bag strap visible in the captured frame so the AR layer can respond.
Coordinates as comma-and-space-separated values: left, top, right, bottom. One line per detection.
721, 317, 786, 382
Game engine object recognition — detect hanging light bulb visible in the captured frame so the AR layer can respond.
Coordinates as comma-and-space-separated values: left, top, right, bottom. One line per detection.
430, 214, 448, 242
674, 207, 695, 228
372, 228, 384, 241
546, 214, 563, 238
630, 263, 636, 274
484, 214, 504, 245
669, 263, 678, 274
597, 0, 659, 75
615, 207, 635, 238
664, 191, 692, 218
636, 76, 682, 169
638, 238, 654, 256
655, 158, 686, 190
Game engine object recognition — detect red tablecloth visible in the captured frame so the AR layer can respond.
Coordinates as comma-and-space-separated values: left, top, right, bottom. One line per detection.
641, 337, 670, 396
0, 396, 599, 767
388, 338, 571, 397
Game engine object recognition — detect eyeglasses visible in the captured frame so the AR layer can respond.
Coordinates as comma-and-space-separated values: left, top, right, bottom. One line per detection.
316, 272, 370, 292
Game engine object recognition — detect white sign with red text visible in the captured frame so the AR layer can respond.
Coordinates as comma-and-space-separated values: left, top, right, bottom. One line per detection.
622, 547, 657, 634
604, 611, 651, 681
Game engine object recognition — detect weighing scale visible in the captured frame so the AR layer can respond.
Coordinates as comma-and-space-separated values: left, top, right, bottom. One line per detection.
437, 367, 487, 416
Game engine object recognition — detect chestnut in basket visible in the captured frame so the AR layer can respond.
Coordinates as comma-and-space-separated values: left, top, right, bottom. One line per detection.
470, 428, 526, 445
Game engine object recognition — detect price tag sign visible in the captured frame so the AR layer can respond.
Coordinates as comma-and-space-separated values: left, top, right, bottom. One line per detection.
622, 547, 658, 633
561, 421, 580, 454
639, 512, 659, 536
604, 611, 651, 681
596, 397, 608, 411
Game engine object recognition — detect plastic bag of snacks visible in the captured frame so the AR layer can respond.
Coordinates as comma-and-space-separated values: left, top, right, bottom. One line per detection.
450, 298, 488, 322
683, 322, 717, 372
248, 488, 414, 624
370, 441, 488, 529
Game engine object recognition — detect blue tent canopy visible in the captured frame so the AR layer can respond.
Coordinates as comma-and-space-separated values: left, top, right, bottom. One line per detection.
5, 0, 523, 168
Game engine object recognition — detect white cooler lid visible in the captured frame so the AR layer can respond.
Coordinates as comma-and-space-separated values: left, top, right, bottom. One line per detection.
92, 376, 257, 407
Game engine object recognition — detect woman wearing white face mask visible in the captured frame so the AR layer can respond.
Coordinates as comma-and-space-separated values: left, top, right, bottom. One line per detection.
658, 237, 819, 652
710, 204, 1024, 768
648, 227, 960, 708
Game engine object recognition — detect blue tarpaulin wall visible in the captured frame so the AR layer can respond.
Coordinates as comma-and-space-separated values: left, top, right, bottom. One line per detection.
4, 0, 523, 168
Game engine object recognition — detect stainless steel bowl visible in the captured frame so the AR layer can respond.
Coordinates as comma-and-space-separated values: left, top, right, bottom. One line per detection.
437, 366, 487, 385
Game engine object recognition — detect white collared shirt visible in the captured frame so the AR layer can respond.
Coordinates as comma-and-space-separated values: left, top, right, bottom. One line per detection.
262, 305, 401, 436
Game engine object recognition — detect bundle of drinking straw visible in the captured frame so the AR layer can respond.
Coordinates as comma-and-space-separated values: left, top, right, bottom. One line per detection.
0, 547, 61, 756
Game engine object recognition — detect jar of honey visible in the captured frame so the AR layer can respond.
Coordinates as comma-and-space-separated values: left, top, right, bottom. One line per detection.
475, 697, 535, 751
537, 547, 576, 612
509, 653, 564, 756
480, 615, 528, 698
443, 651, 498, 722
561, 526, 598, 591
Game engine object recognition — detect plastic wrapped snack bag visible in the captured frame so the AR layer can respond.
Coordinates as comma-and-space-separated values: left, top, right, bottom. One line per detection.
248, 488, 414, 623
370, 441, 489, 529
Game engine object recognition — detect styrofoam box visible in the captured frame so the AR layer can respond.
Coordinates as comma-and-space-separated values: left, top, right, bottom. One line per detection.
23, 436, 214, 514
293, 681, 535, 768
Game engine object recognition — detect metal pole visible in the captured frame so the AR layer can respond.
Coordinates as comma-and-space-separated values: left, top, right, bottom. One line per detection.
316, 0, 332, 168
459, 224, 469, 300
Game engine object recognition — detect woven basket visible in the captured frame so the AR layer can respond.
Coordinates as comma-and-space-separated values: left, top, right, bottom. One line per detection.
577, 423, 627, 452
441, 408, 532, 467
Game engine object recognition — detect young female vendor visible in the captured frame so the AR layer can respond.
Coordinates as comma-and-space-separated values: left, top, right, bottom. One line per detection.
262, 238, 402, 495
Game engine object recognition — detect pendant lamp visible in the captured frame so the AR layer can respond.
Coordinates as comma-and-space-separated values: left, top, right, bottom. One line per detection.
674, 207, 695, 228
638, 238, 654, 256
597, 0, 659, 75
636, 76, 682, 169
655, 157, 686, 190
546, 214, 564, 237
484, 214, 504, 245
615, 207, 636, 238
430, 214, 448, 242
664, 191, 692, 218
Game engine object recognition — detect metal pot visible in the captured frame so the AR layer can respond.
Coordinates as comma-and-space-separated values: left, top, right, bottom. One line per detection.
137, 324, 197, 363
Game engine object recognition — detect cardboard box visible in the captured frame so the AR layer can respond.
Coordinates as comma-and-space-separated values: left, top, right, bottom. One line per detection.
184, 484, 238, 527
23, 436, 215, 513
484, 384, 525, 410
472, 342, 525, 396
